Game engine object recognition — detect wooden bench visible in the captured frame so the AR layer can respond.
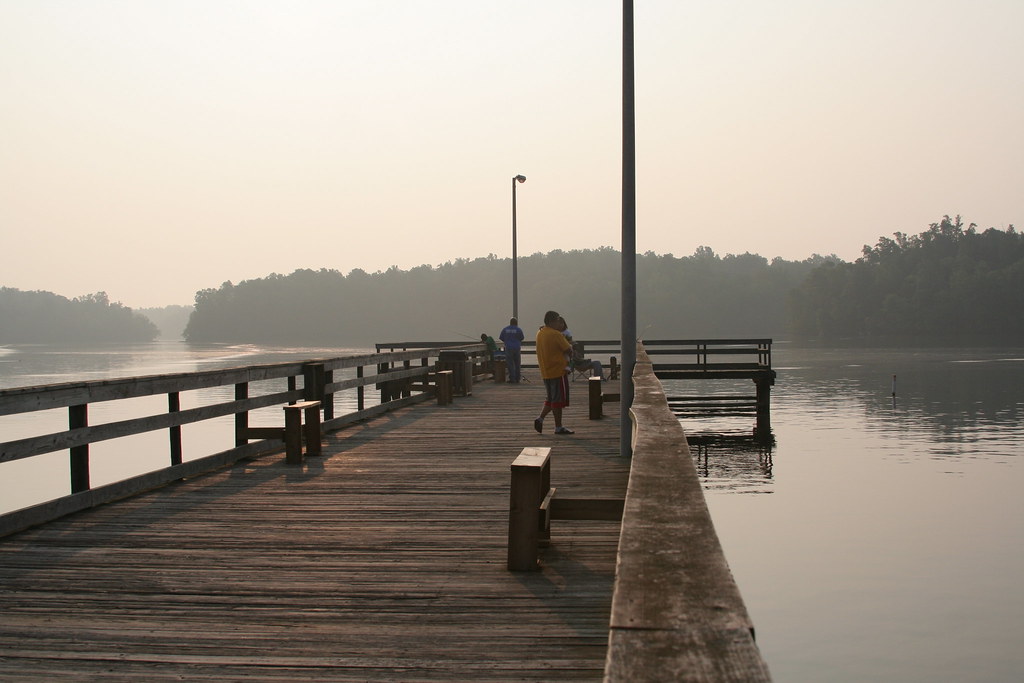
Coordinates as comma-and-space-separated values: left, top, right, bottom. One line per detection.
588, 376, 621, 420
507, 447, 624, 572
507, 447, 554, 571
283, 400, 321, 465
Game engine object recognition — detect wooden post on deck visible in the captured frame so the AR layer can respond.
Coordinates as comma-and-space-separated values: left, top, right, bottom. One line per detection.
323, 369, 334, 421
507, 447, 553, 572
436, 370, 453, 406
283, 400, 322, 465
303, 363, 325, 402
589, 376, 603, 420
234, 382, 249, 447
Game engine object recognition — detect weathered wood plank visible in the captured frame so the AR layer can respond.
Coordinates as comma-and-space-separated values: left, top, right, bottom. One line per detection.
0, 371, 629, 681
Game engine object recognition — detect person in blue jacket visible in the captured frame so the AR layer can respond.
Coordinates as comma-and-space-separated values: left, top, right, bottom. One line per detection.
498, 317, 525, 383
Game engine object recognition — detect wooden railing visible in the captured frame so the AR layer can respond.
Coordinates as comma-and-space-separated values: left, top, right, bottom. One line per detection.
604, 344, 771, 681
507, 338, 771, 372
0, 344, 485, 538
643, 338, 772, 374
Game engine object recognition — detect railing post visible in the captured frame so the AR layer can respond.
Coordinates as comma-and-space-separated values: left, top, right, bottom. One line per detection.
304, 362, 325, 402
168, 392, 182, 466
234, 382, 249, 447
403, 359, 412, 398
323, 369, 334, 421
357, 366, 365, 411
69, 404, 89, 493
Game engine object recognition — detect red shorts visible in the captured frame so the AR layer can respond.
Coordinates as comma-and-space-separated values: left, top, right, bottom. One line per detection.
543, 375, 570, 408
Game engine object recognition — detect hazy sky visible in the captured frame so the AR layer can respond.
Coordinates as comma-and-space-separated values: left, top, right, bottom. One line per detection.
2, 1, 1021, 308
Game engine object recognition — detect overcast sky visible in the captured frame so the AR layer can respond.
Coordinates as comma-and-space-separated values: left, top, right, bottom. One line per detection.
2, 1, 1021, 308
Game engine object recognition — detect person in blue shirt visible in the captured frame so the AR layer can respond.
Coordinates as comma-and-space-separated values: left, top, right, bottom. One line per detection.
498, 317, 525, 383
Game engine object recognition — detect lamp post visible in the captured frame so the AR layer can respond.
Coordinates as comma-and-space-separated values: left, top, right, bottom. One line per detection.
511, 174, 526, 320
621, 0, 636, 458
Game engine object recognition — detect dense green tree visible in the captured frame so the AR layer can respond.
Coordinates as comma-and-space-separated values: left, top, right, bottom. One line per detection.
789, 217, 1023, 342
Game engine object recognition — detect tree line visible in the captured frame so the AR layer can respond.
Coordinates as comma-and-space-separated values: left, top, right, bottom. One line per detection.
180, 248, 829, 346
4, 217, 1020, 346
790, 216, 1023, 343
0, 289, 158, 344
182, 218, 1023, 346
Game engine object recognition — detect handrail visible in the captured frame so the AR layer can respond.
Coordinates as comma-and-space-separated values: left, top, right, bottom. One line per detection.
0, 347, 457, 538
374, 341, 487, 353
509, 338, 772, 374
604, 343, 771, 681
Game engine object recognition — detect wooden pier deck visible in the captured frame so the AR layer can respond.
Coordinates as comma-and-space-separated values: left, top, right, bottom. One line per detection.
0, 372, 629, 681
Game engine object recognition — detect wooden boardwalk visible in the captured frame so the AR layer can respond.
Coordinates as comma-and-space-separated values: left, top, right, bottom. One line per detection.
0, 372, 629, 681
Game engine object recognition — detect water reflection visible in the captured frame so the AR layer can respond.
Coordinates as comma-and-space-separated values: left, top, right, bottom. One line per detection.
688, 432, 775, 494
664, 374, 777, 492
775, 348, 1024, 462
672, 347, 1024, 566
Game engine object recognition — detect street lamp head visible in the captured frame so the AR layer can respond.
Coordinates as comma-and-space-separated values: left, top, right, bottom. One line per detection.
514, 174, 526, 183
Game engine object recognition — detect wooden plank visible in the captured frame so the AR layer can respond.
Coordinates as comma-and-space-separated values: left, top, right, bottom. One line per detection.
0, 440, 279, 538
0, 372, 629, 681
511, 445, 551, 469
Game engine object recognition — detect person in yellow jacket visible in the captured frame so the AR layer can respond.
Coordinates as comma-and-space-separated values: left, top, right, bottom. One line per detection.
533, 310, 574, 434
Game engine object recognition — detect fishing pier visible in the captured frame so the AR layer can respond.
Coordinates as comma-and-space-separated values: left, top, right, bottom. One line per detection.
0, 341, 772, 681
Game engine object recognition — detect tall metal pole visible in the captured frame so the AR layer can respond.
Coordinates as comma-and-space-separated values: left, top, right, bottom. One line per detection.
512, 176, 519, 321
620, 0, 636, 458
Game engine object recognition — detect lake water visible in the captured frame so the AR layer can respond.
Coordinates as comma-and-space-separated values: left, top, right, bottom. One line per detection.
1, 341, 1022, 681
671, 345, 1024, 682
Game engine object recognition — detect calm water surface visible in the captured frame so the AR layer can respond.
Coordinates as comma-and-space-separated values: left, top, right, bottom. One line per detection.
675, 345, 1024, 682
1, 342, 1022, 681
